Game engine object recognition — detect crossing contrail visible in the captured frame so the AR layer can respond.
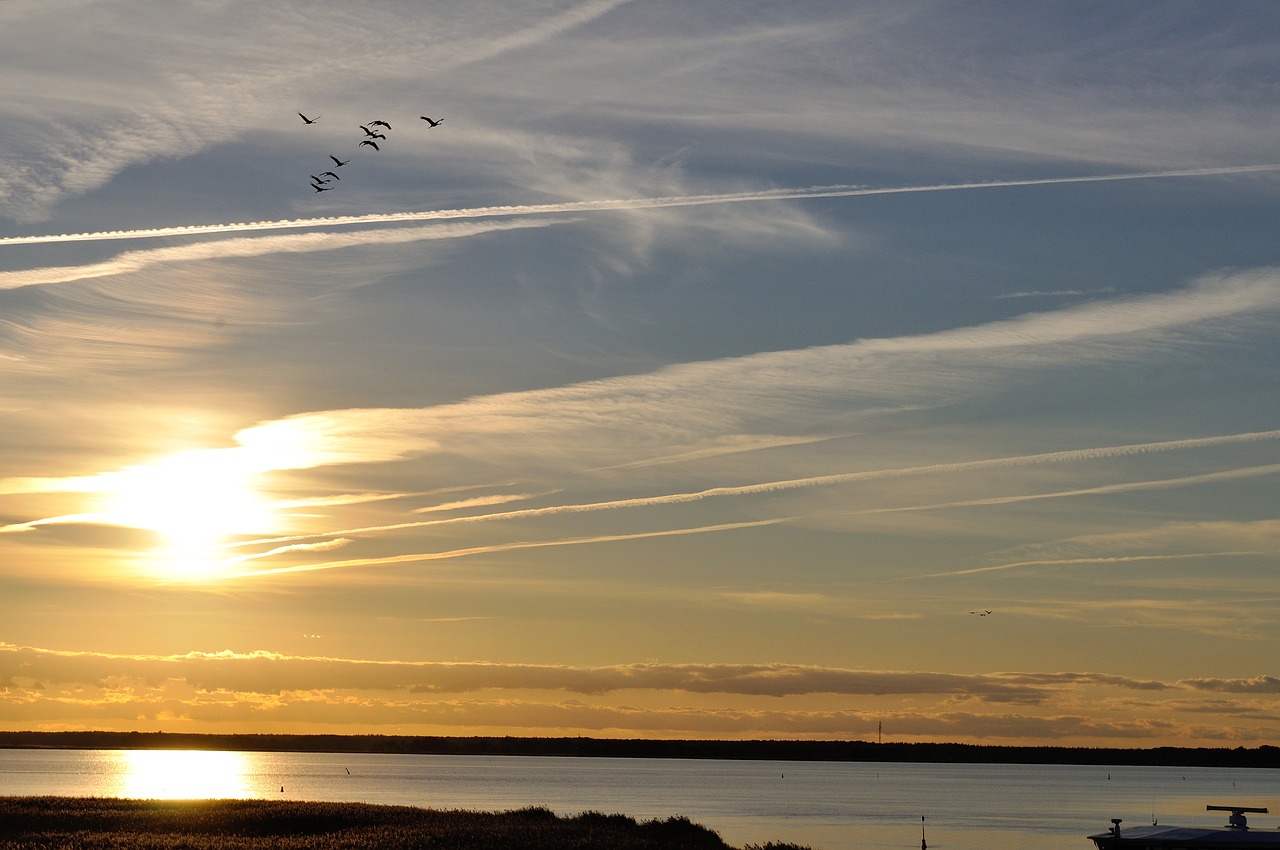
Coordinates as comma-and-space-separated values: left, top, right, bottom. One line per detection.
4, 163, 1279, 248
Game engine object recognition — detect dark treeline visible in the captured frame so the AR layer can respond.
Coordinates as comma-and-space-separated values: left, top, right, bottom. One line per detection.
1, 731, 1278, 768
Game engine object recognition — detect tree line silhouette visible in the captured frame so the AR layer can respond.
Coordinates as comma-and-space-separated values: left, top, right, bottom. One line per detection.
1, 731, 1277, 768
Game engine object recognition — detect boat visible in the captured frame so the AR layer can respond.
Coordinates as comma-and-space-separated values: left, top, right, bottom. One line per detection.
1090, 807, 1280, 850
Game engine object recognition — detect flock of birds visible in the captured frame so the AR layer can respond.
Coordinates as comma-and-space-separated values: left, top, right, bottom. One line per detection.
296, 112, 444, 193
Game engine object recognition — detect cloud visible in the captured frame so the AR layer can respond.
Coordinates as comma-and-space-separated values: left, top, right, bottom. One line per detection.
4, 636, 1277, 742
5, 642, 1272, 742
7, 269, 1280, 569
0, 219, 568, 290
0, 642, 1181, 699
0, 0, 637, 222
212, 267, 1280, 479
1180, 676, 1280, 694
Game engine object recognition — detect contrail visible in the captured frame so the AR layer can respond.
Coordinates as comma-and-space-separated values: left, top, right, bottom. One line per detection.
232, 517, 790, 578
918, 550, 1276, 580
5, 164, 1279, 247
222, 427, 1280, 551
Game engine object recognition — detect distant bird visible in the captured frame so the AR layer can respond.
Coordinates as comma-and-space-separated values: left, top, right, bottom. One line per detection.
311, 183, 333, 192
368, 120, 391, 129
359, 125, 386, 138
359, 139, 380, 150
320, 171, 340, 180
420, 116, 443, 127
329, 155, 350, 167
310, 174, 331, 184
969, 609, 992, 616
298, 113, 319, 124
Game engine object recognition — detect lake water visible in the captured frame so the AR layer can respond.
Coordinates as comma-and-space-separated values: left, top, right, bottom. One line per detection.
1, 748, 1277, 850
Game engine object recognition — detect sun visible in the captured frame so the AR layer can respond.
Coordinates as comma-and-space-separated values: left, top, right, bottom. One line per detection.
99, 448, 277, 581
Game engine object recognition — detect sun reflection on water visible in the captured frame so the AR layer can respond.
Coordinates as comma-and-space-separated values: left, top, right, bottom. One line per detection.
111, 749, 256, 799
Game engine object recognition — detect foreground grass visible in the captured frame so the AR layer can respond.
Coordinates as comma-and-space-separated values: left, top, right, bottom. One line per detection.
0, 796, 811, 850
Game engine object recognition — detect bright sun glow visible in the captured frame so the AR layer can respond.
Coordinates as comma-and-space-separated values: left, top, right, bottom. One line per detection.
98, 448, 278, 581
111, 749, 256, 799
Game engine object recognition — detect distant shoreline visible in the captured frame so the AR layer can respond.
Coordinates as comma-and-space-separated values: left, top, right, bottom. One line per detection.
2, 731, 1277, 768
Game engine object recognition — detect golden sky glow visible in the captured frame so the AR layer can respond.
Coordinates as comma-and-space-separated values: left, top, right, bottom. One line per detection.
2, 1, 1280, 747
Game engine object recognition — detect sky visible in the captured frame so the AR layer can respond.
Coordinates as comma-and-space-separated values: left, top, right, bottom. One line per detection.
2, 1, 1280, 748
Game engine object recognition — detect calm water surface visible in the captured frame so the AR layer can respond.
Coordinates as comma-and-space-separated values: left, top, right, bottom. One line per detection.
1, 749, 1277, 850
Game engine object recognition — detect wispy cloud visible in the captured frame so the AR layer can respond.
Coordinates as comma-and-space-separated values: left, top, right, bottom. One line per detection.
7, 269, 1279, 568
207, 268, 1280, 480
0, 0, 637, 222
0, 219, 567, 290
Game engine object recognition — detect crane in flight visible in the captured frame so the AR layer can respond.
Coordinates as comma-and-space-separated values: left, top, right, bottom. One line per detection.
298, 112, 319, 124
420, 116, 443, 127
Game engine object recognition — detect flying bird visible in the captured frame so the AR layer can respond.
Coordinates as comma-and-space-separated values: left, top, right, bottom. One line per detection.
298, 112, 319, 124
311, 183, 333, 192
310, 174, 331, 184
359, 139, 380, 150
368, 120, 391, 129
329, 155, 350, 167
420, 116, 443, 127
320, 171, 340, 180
969, 610, 992, 616
359, 125, 387, 138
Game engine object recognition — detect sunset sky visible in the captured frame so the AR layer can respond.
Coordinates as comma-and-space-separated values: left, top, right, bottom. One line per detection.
3, 1, 1280, 747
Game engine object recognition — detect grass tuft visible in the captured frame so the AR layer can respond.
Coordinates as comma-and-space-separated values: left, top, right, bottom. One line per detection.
0, 796, 812, 850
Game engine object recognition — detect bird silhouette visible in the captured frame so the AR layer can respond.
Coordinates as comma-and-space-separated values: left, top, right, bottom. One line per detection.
298, 113, 319, 124
368, 120, 391, 129
420, 116, 443, 127
359, 139, 380, 150
311, 183, 332, 192
320, 171, 340, 180
310, 174, 331, 184
329, 155, 350, 167
359, 125, 387, 138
